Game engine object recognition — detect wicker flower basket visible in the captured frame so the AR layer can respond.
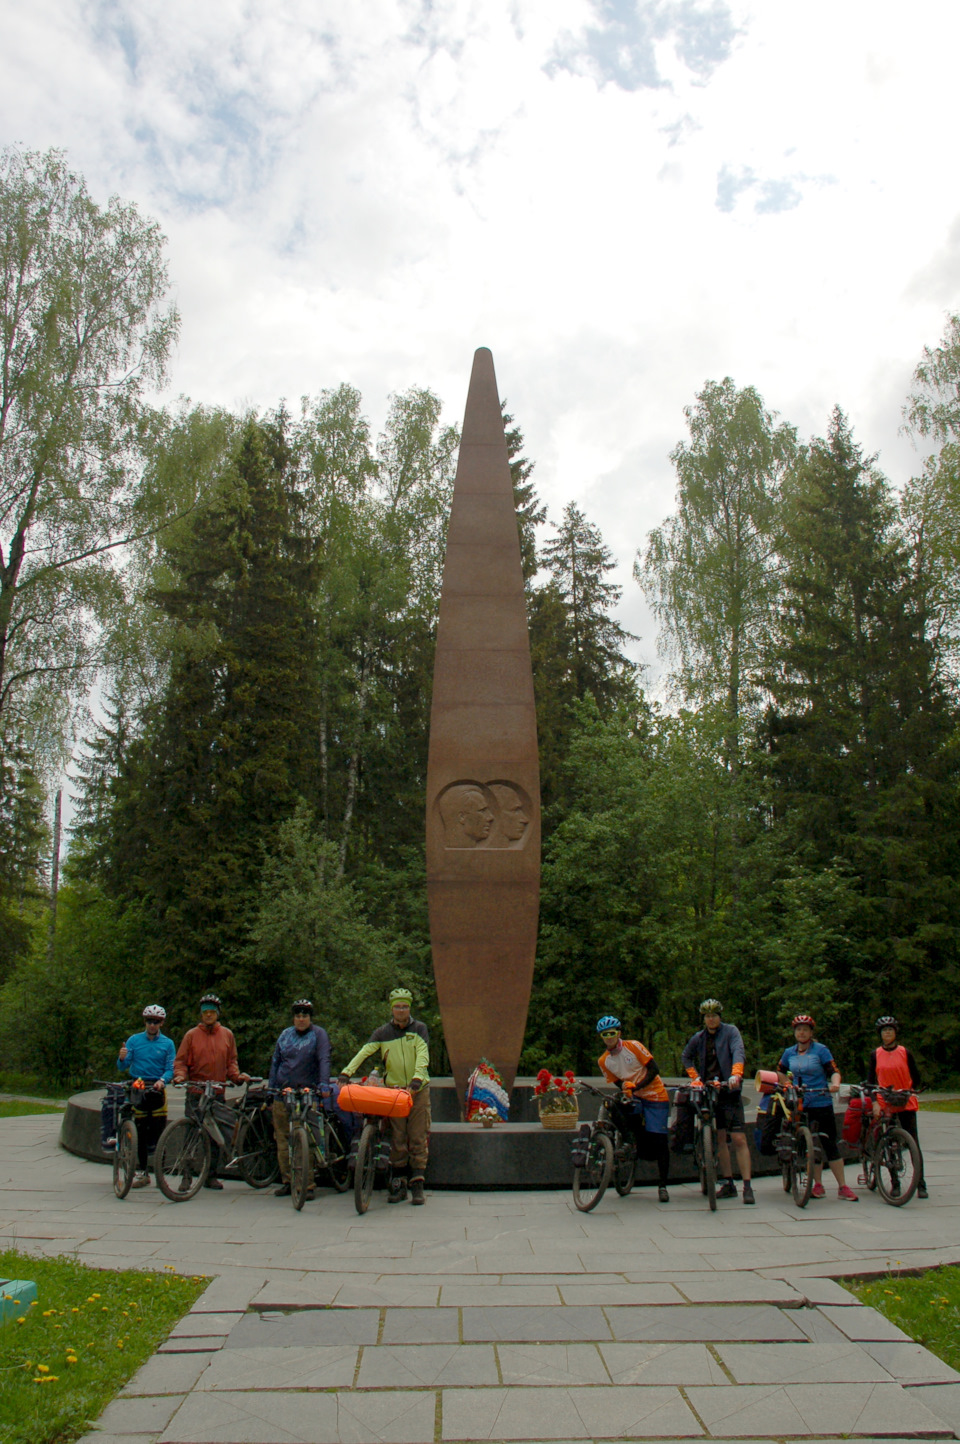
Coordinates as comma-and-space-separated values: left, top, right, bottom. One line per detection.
538, 1104, 579, 1130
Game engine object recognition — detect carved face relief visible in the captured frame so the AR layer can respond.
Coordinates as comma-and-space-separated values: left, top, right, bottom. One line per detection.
436, 781, 532, 849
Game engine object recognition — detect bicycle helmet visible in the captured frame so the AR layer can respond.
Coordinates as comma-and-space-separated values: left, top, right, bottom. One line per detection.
596, 1015, 622, 1033
792, 1014, 815, 1029
142, 1004, 166, 1021
876, 1015, 899, 1033
292, 998, 313, 1014
699, 998, 723, 1016
199, 993, 221, 1011
389, 988, 413, 1005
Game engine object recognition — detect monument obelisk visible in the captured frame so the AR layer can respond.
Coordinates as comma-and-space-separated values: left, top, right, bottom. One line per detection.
426, 348, 540, 1109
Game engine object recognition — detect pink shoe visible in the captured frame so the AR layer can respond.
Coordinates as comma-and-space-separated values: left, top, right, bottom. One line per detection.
811, 1182, 826, 1198
837, 1185, 859, 1201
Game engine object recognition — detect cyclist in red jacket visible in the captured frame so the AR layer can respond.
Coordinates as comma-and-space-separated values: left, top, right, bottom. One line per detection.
867, 1015, 927, 1199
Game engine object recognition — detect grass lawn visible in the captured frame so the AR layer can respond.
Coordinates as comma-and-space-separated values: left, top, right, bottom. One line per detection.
0, 1073, 68, 1101
0, 1250, 206, 1444
920, 1099, 960, 1112
0, 1102, 65, 1119
845, 1265, 960, 1371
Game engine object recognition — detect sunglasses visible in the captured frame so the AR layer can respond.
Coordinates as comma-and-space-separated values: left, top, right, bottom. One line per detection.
600, 1030, 620, 1038
293, 1010, 311, 1016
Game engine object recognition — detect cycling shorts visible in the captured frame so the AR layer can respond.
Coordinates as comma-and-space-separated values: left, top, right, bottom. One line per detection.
714, 1091, 746, 1134
803, 1104, 840, 1163
623, 1098, 670, 1134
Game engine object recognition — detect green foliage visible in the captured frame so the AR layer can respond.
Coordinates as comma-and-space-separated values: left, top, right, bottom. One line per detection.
0, 1249, 203, 1444
846, 1266, 960, 1373
0, 1101, 64, 1117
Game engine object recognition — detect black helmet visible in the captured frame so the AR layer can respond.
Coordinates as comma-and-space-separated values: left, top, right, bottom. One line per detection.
292, 998, 313, 1014
199, 993, 221, 1011
876, 1015, 899, 1034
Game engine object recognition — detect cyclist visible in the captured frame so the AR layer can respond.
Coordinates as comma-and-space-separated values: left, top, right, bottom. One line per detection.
173, 993, 250, 1189
268, 999, 331, 1199
338, 987, 430, 1205
778, 1014, 858, 1201
681, 999, 754, 1204
867, 1015, 927, 1199
116, 1004, 175, 1188
596, 1015, 671, 1202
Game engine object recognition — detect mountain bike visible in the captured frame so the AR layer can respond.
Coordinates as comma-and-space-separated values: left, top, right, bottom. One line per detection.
851, 1084, 922, 1206
690, 1082, 720, 1211
154, 1077, 274, 1201
570, 1082, 638, 1212
770, 1078, 820, 1208
96, 1078, 155, 1199
282, 1088, 352, 1209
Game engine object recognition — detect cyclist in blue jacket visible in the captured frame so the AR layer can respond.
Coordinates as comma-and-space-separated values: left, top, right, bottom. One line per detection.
778, 1014, 858, 1201
269, 999, 331, 1199
117, 1004, 175, 1188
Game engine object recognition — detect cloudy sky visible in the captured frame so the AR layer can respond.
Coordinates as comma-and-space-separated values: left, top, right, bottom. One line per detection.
3, 0, 959, 669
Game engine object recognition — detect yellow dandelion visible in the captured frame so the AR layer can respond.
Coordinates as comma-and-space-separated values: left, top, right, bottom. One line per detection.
102, 1306, 109, 1312
17, 1316, 26, 1324
30, 1300, 38, 1306
43, 1309, 54, 1317
37, 1365, 50, 1374
66, 1357, 78, 1365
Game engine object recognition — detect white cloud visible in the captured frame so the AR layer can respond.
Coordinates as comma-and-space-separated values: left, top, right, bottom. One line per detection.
2, 0, 959, 684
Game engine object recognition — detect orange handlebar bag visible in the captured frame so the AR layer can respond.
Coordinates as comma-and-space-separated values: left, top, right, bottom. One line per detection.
337, 1083, 413, 1117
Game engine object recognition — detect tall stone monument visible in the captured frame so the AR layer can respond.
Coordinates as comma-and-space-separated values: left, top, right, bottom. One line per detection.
426, 348, 540, 1108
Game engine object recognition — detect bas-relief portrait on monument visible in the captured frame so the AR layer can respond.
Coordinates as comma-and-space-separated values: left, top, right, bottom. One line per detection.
435, 780, 531, 850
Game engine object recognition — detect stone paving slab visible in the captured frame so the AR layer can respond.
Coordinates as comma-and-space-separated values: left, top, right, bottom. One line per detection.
356, 1343, 499, 1387
862, 1341, 960, 1384
95, 1395, 185, 1435
598, 1342, 730, 1386
716, 1340, 892, 1384
120, 1351, 215, 1396
819, 1303, 916, 1342
783, 1275, 862, 1306
439, 1283, 562, 1306
910, 1384, 960, 1433
557, 1283, 683, 1306
441, 1384, 701, 1439
169, 1310, 245, 1336
462, 1305, 610, 1342
685, 1380, 953, 1437
382, 1307, 461, 1343
223, 1308, 379, 1348
159, 1388, 436, 1443
675, 1276, 804, 1306
605, 1304, 806, 1342
158, 1335, 227, 1353
196, 1344, 359, 1390
496, 1343, 611, 1386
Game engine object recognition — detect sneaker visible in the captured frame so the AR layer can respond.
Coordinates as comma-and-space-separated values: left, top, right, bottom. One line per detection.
811, 1182, 827, 1198
387, 1177, 408, 1204
274, 1182, 291, 1196
104, 1137, 117, 1152
837, 1184, 859, 1201
889, 1178, 901, 1198
742, 1182, 755, 1205
716, 1181, 738, 1199
918, 1184, 929, 1199
304, 1188, 315, 1202
203, 1177, 224, 1191
410, 1176, 425, 1205
658, 1185, 670, 1203
132, 1171, 151, 1189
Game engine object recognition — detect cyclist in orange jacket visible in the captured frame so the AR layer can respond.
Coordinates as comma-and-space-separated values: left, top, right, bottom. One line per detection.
867, 1015, 927, 1199
597, 1015, 671, 1202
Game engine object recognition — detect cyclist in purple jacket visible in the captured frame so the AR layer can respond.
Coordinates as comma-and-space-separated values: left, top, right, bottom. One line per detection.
269, 999, 331, 1199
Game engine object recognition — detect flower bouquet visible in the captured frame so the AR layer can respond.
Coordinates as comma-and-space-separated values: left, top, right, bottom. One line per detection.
465, 1059, 510, 1126
534, 1069, 579, 1129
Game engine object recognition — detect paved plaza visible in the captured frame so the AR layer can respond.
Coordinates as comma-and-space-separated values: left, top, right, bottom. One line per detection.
3, 1109, 960, 1443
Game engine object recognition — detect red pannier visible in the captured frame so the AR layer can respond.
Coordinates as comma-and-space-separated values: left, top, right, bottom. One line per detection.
337, 1083, 413, 1118
842, 1095, 869, 1145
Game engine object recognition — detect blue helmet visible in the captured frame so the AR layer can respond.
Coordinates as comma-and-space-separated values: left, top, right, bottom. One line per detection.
596, 1015, 622, 1034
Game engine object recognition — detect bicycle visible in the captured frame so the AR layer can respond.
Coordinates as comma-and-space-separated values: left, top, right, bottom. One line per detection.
690, 1082, 721, 1211
768, 1078, 821, 1208
154, 1077, 275, 1201
569, 1082, 637, 1212
850, 1084, 922, 1206
97, 1078, 157, 1199
282, 1088, 352, 1209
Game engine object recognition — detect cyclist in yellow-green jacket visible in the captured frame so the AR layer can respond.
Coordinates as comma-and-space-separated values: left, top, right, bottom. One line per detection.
338, 988, 431, 1205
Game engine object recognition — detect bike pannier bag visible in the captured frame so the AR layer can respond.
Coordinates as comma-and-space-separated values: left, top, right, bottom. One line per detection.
337, 1083, 413, 1118
754, 1103, 781, 1156
842, 1096, 867, 1145
670, 1100, 695, 1154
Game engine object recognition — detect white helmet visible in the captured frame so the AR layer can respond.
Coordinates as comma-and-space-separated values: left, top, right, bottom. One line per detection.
142, 1004, 166, 1021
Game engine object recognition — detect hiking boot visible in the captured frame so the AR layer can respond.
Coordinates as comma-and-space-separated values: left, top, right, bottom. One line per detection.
132, 1170, 151, 1189
387, 1176, 408, 1204
918, 1183, 929, 1199
203, 1177, 223, 1190
274, 1181, 291, 1196
889, 1178, 901, 1198
304, 1188, 315, 1202
837, 1184, 859, 1201
410, 1176, 425, 1205
716, 1181, 738, 1199
811, 1182, 827, 1198
658, 1185, 670, 1203
742, 1181, 755, 1205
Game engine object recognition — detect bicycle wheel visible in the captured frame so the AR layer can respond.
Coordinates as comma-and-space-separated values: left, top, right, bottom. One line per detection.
290, 1126, 312, 1211
701, 1124, 717, 1211
236, 1109, 279, 1188
324, 1115, 351, 1193
791, 1125, 814, 1208
573, 1131, 613, 1212
354, 1122, 378, 1214
155, 1119, 210, 1201
875, 1126, 921, 1206
613, 1137, 636, 1197
113, 1119, 137, 1199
